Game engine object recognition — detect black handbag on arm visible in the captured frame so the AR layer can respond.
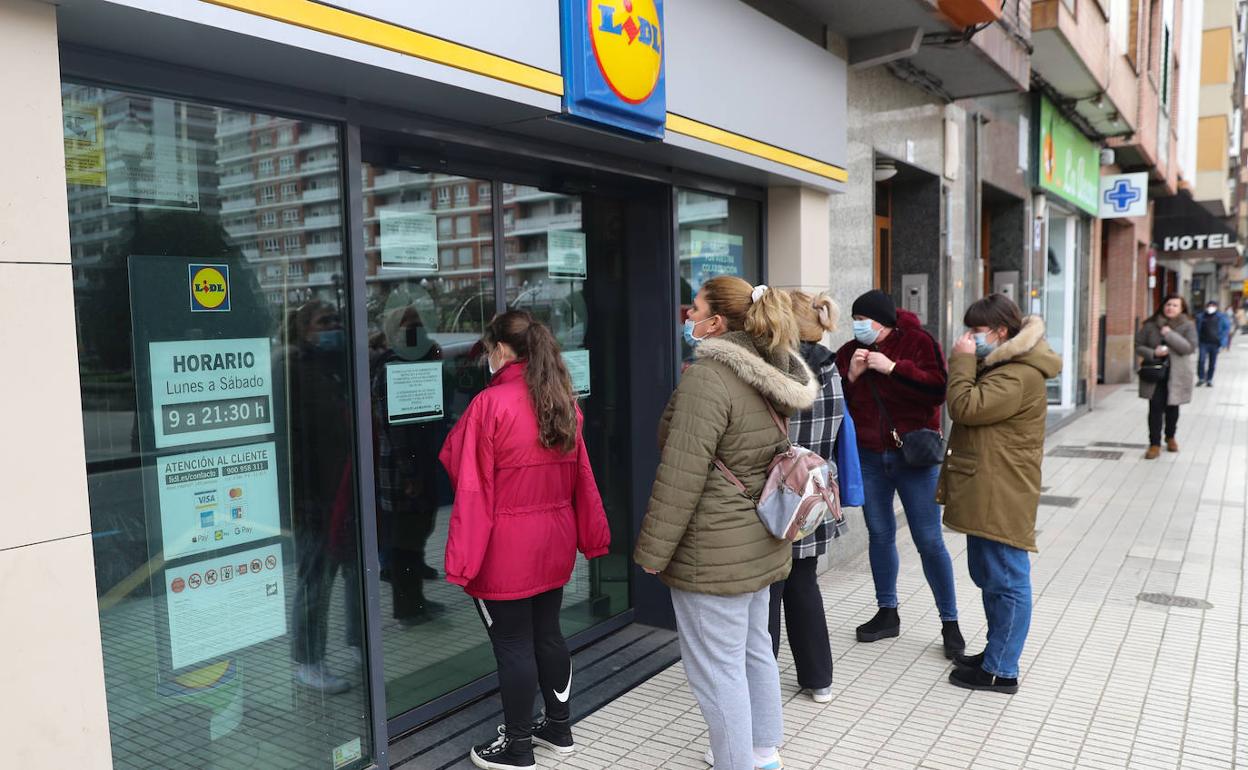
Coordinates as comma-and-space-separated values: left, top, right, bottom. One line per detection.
1137, 357, 1170, 384
867, 378, 945, 467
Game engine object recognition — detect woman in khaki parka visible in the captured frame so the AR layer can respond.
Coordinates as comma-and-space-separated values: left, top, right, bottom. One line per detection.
634, 276, 815, 770
937, 294, 1061, 696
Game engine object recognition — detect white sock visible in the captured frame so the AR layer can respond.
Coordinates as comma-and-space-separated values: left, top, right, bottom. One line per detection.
753, 746, 779, 764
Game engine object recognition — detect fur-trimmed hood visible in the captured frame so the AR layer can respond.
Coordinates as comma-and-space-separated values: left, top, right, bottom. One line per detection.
694, 332, 817, 415
983, 315, 1062, 378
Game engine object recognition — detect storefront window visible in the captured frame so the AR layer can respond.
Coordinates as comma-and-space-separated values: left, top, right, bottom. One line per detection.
676, 189, 762, 362
63, 83, 373, 769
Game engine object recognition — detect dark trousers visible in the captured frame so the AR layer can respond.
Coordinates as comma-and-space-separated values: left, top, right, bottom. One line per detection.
1147, 379, 1180, 446
1198, 342, 1221, 383
768, 556, 833, 690
475, 588, 570, 738
291, 529, 362, 664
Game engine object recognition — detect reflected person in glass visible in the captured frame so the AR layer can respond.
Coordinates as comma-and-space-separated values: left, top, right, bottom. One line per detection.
440, 311, 611, 770
281, 300, 362, 694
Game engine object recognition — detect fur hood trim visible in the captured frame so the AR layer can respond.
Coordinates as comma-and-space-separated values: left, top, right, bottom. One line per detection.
695, 332, 818, 414
984, 315, 1046, 367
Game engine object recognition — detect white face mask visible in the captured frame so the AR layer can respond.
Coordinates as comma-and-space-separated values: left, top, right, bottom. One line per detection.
1207, 306, 1218, 315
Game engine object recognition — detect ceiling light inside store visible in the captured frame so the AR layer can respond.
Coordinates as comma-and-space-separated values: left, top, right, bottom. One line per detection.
874, 159, 898, 182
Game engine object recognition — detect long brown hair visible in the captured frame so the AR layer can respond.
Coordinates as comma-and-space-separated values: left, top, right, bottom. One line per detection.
1152, 293, 1190, 321
701, 276, 799, 354
483, 311, 578, 453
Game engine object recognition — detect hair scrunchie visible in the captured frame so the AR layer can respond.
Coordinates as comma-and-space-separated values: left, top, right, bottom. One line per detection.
750, 284, 769, 304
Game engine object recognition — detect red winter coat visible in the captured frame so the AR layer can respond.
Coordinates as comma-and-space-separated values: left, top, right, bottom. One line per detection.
439, 361, 610, 601
835, 309, 947, 454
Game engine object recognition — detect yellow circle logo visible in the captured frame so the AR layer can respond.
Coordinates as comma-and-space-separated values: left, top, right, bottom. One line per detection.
590, 0, 663, 105
191, 267, 229, 310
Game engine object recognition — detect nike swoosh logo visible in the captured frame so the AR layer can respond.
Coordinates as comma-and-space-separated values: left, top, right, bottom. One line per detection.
553, 667, 572, 703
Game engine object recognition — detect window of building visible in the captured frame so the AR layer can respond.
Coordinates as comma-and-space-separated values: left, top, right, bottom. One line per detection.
454, 184, 469, 204
287, 261, 304, 276
437, 216, 452, 237
436, 186, 450, 206
284, 235, 301, 251
261, 185, 275, 203
457, 246, 474, 267
281, 182, 297, 199
262, 211, 277, 228
282, 209, 299, 225
263, 237, 280, 252
455, 215, 471, 237
258, 157, 274, 176
279, 155, 295, 174
278, 126, 293, 144
478, 183, 491, 203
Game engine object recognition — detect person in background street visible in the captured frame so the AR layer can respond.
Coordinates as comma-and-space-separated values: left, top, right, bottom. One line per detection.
1221, 307, 1234, 352
635, 277, 815, 770
1235, 305, 1247, 337
835, 290, 964, 658
1136, 295, 1198, 459
939, 294, 1061, 695
440, 311, 611, 770
767, 291, 864, 705
1196, 300, 1231, 386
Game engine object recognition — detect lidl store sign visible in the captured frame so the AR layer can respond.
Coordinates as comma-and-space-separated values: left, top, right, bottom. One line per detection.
561, 0, 666, 138
1037, 96, 1099, 216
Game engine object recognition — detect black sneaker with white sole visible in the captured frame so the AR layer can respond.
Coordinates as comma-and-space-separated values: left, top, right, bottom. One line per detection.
469, 728, 535, 770
531, 716, 575, 754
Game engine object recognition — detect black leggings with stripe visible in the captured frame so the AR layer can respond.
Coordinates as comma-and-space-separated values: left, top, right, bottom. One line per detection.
475, 587, 571, 738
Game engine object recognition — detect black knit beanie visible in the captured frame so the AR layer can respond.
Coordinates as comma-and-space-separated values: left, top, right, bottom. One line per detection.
851, 290, 898, 328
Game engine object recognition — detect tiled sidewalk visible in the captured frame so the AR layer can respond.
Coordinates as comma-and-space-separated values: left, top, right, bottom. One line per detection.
543, 338, 1248, 770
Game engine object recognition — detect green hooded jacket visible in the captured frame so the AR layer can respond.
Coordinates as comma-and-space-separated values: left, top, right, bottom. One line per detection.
937, 316, 1063, 552
634, 332, 817, 595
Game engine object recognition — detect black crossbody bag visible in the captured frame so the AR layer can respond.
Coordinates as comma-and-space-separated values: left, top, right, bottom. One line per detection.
867, 378, 945, 467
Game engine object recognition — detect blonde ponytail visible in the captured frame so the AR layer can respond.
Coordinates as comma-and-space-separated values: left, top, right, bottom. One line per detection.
790, 291, 840, 343
700, 276, 799, 354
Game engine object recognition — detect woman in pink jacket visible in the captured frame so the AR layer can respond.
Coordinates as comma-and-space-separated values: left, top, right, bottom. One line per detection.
440, 310, 611, 770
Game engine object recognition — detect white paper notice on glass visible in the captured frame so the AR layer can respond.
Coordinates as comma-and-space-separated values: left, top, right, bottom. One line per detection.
149, 337, 275, 449
380, 209, 439, 271
548, 230, 587, 280
164, 542, 286, 669
562, 349, 591, 398
156, 441, 282, 561
386, 361, 444, 424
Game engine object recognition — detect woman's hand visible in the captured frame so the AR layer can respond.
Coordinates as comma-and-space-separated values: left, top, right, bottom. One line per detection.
1159, 325, 1171, 337
953, 332, 976, 356
642, 567, 660, 575
866, 352, 896, 374
847, 348, 869, 382
1154, 345, 1169, 358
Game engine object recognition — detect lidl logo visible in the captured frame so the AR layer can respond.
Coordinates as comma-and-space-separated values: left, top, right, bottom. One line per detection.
590, 0, 663, 105
189, 264, 230, 312
561, 0, 665, 138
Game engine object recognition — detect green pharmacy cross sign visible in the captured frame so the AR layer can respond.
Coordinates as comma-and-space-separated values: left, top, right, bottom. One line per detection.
1037, 96, 1100, 216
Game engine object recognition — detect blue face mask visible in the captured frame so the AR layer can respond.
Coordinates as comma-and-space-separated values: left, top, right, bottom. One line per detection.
974, 332, 998, 359
312, 329, 344, 352
683, 317, 711, 347
852, 319, 880, 346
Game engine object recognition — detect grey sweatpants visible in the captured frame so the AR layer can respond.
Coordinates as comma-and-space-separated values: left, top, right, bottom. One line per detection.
670, 585, 784, 770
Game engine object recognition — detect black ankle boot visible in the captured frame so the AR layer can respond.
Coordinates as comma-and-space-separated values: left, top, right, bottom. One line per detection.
530, 715, 574, 754
856, 607, 900, 642
942, 620, 965, 659
470, 728, 535, 770
948, 665, 1018, 694
953, 650, 984, 670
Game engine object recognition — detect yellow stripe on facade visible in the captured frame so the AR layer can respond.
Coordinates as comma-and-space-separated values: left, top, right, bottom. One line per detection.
199, 0, 848, 183
665, 114, 849, 183
201, 0, 565, 95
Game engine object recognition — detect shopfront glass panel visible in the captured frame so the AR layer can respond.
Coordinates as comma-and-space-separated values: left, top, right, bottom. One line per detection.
676, 189, 762, 362
1045, 213, 1078, 406
63, 83, 373, 770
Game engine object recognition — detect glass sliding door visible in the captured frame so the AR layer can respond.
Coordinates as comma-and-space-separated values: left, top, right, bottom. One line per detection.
1044, 211, 1079, 407
63, 82, 374, 770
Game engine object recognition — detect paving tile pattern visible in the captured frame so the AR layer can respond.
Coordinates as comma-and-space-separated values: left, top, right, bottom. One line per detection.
531, 340, 1248, 770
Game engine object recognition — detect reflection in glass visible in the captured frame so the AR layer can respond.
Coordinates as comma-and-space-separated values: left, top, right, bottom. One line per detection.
63, 83, 372, 769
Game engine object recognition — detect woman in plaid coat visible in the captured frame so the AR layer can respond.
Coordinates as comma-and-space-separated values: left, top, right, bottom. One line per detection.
768, 292, 864, 702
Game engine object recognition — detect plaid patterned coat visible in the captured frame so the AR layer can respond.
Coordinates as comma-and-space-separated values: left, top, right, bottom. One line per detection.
790, 342, 849, 559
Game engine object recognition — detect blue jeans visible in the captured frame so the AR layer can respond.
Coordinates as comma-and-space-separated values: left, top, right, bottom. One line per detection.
1198, 342, 1221, 383
966, 535, 1032, 678
859, 449, 958, 621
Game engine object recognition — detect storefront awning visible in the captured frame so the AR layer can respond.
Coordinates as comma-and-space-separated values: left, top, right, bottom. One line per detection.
1153, 191, 1241, 265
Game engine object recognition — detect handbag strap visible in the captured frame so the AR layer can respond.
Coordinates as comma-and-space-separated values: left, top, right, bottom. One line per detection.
865, 377, 904, 448
713, 397, 791, 497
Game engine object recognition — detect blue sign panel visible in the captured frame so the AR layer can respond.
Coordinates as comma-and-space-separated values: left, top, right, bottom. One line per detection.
560, 0, 666, 139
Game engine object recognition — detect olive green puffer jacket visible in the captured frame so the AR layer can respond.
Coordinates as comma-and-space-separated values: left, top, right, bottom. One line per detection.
634, 332, 817, 595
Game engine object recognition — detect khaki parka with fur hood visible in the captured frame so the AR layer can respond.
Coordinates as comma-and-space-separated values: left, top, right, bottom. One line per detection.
936, 316, 1062, 553
634, 332, 817, 595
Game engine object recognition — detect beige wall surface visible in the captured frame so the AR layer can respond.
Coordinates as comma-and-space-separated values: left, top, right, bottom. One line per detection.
0, 0, 113, 767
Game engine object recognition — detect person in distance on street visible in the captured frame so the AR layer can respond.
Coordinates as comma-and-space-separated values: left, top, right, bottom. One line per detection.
939, 294, 1061, 695
1195, 300, 1231, 386
1136, 295, 1197, 459
440, 311, 611, 770
834, 290, 964, 658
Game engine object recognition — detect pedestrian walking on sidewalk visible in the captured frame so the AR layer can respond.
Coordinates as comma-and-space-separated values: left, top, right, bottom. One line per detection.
835, 290, 964, 657
440, 311, 611, 770
635, 276, 816, 770
939, 294, 1062, 695
1196, 300, 1231, 386
767, 291, 865, 705
1136, 295, 1198, 459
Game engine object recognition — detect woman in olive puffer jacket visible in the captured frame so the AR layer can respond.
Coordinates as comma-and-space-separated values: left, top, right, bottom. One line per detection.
635, 276, 816, 770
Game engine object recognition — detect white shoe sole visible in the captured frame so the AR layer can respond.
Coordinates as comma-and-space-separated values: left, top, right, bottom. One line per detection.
532, 735, 576, 755
469, 748, 536, 770
809, 690, 833, 704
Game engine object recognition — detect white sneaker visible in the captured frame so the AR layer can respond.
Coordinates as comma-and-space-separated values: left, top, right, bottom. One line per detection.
346, 646, 364, 668
809, 686, 833, 703
295, 662, 351, 694
706, 747, 786, 769
705, 747, 715, 766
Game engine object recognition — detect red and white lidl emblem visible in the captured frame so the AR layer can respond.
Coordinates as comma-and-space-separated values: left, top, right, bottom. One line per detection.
589, 0, 663, 105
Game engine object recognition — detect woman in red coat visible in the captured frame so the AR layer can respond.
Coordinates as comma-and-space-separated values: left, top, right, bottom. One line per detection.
440, 310, 610, 770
